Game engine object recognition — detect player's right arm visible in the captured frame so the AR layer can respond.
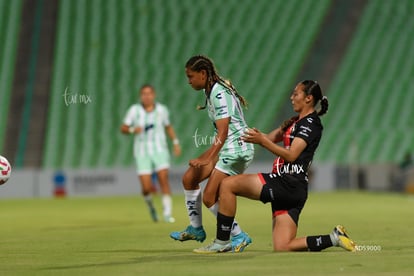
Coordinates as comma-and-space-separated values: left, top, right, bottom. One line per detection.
120, 124, 142, 135
189, 117, 229, 168
243, 128, 307, 162
120, 105, 142, 135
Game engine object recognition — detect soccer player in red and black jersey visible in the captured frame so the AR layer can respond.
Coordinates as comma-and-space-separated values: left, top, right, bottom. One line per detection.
194, 80, 357, 253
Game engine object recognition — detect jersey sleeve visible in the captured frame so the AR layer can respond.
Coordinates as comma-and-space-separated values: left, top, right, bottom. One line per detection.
123, 105, 137, 126
295, 117, 321, 145
210, 88, 232, 120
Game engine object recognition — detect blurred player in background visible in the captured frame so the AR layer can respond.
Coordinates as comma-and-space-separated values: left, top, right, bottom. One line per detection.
170, 55, 254, 252
194, 80, 357, 253
121, 84, 181, 223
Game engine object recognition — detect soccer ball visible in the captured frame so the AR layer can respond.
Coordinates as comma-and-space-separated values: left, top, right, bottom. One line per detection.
0, 155, 12, 185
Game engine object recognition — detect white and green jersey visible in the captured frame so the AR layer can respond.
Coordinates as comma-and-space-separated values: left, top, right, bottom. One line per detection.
123, 103, 170, 157
206, 82, 254, 154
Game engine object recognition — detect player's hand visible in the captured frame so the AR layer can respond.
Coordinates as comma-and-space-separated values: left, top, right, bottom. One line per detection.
242, 128, 266, 145
131, 127, 142, 134
189, 158, 210, 168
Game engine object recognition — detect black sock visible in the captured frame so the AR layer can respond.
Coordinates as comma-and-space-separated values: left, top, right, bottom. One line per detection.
306, 235, 333, 251
216, 212, 234, 241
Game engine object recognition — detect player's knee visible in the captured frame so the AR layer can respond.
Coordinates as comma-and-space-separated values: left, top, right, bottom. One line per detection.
220, 177, 236, 194
273, 240, 301, 252
221, 177, 231, 186
182, 172, 193, 189
273, 243, 290, 252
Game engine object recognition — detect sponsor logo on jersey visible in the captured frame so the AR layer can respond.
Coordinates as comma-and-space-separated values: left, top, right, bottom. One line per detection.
299, 125, 312, 132
145, 124, 155, 132
298, 125, 312, 137
217, 110, 228, 116
216, 105, 228, 116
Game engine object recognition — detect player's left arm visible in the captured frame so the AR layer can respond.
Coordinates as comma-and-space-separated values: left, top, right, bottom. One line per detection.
165, 125, 181, 157
162, 106, 181, 157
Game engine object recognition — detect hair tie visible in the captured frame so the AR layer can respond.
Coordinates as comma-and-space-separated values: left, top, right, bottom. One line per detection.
322, 96, 327, 101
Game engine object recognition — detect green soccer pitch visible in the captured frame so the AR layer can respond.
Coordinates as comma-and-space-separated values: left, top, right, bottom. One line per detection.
0, 191, 413, 275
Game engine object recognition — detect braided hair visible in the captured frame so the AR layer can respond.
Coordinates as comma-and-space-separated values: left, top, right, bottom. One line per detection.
280, 80, 329, 131
185, 55, 248, 110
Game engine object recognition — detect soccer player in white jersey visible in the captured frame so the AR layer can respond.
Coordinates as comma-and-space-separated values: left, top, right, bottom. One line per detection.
170, 55, 254, 252
121, 84, 181, 223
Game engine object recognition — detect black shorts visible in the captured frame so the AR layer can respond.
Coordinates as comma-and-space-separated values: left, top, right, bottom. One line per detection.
258, 173, 308, 225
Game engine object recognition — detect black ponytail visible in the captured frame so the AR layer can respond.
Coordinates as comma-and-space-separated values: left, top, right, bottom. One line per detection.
300, 80, 328, 116
318, 96, 329, 116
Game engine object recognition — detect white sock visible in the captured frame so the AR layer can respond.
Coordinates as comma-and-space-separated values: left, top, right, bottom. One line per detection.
184, 189, 202, 228
209, 202, 242, 236
208, 202, 219, 216
231, 220, 242, 236
330, 232, 338, 246
162, 194, 172, 217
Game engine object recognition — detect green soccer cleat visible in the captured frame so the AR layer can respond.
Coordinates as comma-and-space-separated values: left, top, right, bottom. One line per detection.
231, 231, 252, 253
170, 225, 206, 242
331, 225, 357, 252
193, 239, 232, 254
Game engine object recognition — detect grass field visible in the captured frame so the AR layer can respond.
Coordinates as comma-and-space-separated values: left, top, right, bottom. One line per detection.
0, 191, 413, 275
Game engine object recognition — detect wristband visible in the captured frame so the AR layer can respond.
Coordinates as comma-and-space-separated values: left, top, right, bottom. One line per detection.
129, 127, 135, 134
173, 138, 180, 145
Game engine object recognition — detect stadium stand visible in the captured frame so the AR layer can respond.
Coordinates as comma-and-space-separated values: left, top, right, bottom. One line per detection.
43, 0, 330, 168
0, 0, 22, 153
317, 0, 414, 164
